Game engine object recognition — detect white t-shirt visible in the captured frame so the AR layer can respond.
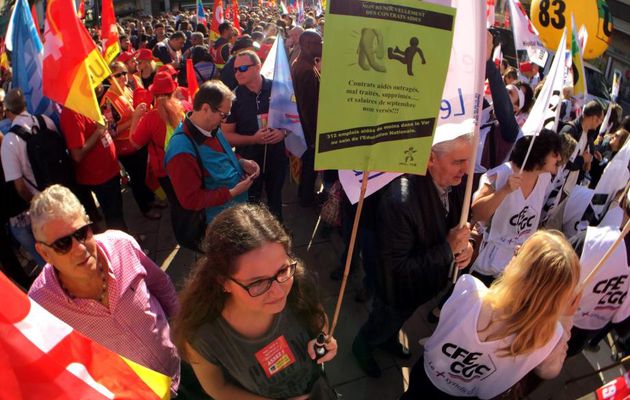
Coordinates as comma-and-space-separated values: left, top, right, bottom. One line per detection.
573, 225, 630, 330
472, 162, 551, 276
1, 112, 57, 194
424, 275, 563, 399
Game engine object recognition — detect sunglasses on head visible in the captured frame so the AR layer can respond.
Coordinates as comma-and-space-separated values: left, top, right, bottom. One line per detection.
113, 71, 128, 78
38, 223, 93, 254
234, 64, 257, 73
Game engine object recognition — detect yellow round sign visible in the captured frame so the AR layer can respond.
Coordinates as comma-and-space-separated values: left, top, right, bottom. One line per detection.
530, 0, 613, 59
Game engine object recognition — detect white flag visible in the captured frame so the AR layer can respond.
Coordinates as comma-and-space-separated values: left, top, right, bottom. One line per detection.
339, 170, 402, 205
264, 36, 308, 158
522, 30, 567, 137
428, 0, 487, 146
507, 0, 548, 67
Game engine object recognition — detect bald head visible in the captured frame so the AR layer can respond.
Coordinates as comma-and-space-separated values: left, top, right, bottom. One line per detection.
299, 29, 322, 60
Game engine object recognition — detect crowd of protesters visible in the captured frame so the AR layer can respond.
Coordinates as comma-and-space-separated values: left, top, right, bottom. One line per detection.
1, 3, 629, 399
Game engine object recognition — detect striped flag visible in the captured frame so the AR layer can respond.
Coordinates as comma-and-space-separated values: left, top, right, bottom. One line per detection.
280, 1, 289, 14
5, 0, 58, 119
101, 0, 120, 63
43, 0, 110, 125
196, 0, 207, 25
0, 272, 171, 399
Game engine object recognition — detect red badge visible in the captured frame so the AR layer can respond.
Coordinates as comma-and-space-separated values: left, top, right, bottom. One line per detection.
255, 335, 296, 378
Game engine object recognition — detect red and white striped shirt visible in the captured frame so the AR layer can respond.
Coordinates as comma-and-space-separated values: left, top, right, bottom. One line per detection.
29, 230, 181, 394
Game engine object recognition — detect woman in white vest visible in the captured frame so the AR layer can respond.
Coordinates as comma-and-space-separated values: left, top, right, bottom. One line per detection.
402, 230, 580, 399
567, 192, 630, 357
471, 129, 562, 286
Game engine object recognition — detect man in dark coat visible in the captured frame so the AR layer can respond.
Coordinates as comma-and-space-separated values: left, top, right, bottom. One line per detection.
291, 30, 322, 207
352, 134, 475, 377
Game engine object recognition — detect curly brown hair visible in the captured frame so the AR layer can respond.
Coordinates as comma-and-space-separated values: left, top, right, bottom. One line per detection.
172, 204, 326, 360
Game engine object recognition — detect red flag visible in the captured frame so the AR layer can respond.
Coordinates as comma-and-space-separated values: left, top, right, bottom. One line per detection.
101, 0, 120, 63
233, 1, 241, 33
186, 59, 199, 103
210, 0, 224, 40
0, 273, 171, 399
44, 0, 110, 125
77, 0, 85, 19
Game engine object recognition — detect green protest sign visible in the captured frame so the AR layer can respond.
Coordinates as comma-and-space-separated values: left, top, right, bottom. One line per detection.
315, 0, 456, 174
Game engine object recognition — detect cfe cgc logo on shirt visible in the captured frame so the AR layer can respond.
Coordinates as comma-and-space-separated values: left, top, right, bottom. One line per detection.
508, 205, 536, 236
593, 275, 628, 311
440, 343, 497, 382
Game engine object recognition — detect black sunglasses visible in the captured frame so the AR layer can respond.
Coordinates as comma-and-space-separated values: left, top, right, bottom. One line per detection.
113, 71, 128, 78
38, 223, 93, 254
234, 64, 257, 73
229, 261, 297, 297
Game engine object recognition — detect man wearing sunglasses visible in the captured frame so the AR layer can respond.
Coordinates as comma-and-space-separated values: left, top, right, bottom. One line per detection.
28, 185, 181, 396
221, 50, 288, 220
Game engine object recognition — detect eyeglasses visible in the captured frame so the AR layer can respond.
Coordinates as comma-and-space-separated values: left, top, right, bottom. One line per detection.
38, 223, 93, 255
229, 261, 297, 297
234, 64, 257, 73
211, 107, 231, 120
113, 71, 128, 78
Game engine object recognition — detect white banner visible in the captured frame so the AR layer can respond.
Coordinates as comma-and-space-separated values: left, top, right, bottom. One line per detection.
522, 30, 567, 136
339, 170, 402, 205
428, 0, 487, 145
507, 0, 547, 67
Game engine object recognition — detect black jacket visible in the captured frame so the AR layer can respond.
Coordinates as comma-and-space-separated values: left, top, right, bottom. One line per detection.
377, 173, 465, 309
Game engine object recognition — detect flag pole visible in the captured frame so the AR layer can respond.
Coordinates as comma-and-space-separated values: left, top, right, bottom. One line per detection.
579, 218, 630, 290
328, 170, 369, 338
451, 12, 487, 283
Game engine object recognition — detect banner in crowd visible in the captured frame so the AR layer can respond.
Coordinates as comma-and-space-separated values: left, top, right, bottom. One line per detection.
101, 0, 120, 64
522, 29, 567, 136
570, 15, 588, 109
336, 0, 486, 201
315, 0, 456, 174
5, 0, 58, 119
210, 0, 224, 40
611, 70, 621, 101
0, 273, 171, 399
262, 35, 308, 157
506, 0, 547, 67
43, 0, 111, 125
196, 0, 206, 25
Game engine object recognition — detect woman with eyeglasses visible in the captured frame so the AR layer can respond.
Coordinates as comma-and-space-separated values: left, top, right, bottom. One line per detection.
172, 204, 339, 400
102, 61, 163, 220
402, 230, 581, 399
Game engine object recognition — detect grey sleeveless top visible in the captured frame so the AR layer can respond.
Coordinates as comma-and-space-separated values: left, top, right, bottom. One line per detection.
190, 309, 336, 399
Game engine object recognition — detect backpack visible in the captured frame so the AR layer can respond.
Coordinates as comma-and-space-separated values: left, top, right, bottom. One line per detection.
9, 115, 76, 191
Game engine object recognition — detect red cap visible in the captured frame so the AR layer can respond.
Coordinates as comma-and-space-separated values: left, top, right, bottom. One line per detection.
135, 48, 155, 61
133, 88, 153, 108
158, 64, 178, 77
519, 61, 533, 73
149, 71, 178, 96
117, 51, 136, 64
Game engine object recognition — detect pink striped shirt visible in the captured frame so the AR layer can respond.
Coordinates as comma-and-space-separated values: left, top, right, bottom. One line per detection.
29, 230, 181, 394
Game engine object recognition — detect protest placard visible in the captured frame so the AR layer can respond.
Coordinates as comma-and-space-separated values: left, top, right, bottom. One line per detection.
315, 0, 456, 174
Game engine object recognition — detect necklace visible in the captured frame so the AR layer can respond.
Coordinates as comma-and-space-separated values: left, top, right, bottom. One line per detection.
59, 261, 108, 304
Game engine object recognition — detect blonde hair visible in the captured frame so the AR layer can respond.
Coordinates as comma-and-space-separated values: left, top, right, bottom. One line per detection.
30, 185, 87, 239
484, 230, 580, 357
156, 95, 184, 129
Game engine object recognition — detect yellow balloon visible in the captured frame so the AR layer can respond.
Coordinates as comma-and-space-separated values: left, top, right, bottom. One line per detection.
530, 0, 613, 59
